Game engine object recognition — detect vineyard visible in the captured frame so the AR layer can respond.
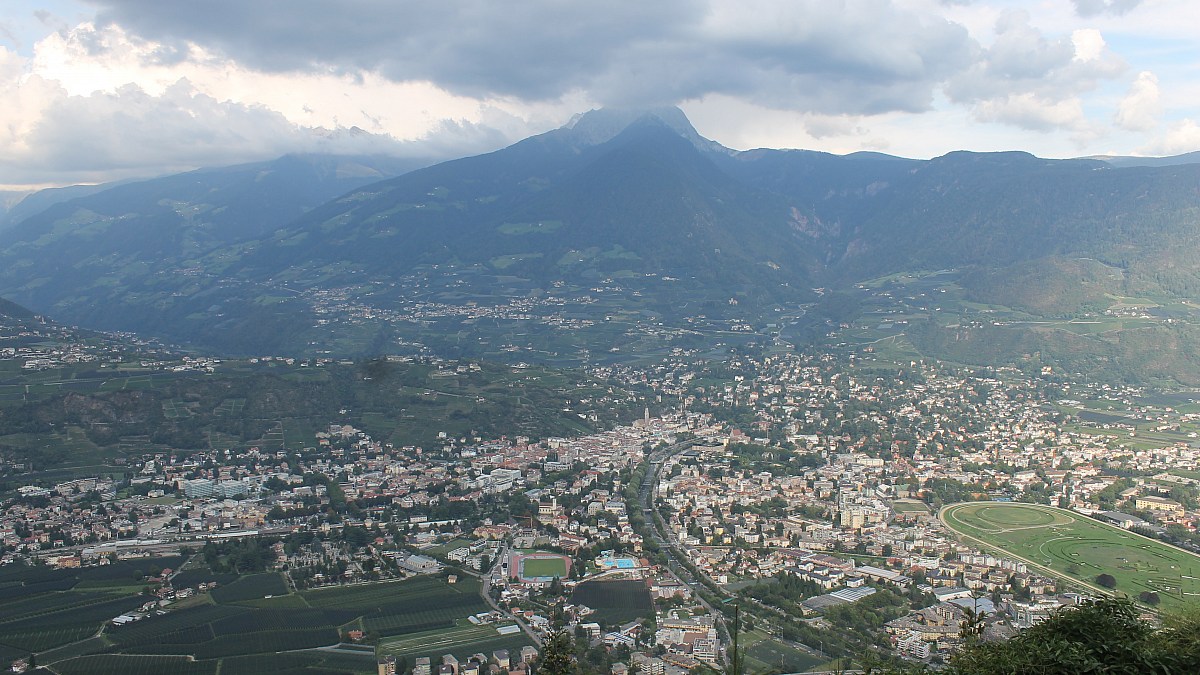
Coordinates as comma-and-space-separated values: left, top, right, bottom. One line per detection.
570, 580, 653, 625
0, 560, 161, 655
31, 564, 492, 667
377, 623, 534, 665
5, 558, 491, 674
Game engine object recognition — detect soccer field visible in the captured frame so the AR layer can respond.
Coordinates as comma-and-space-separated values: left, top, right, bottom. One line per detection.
941, 502, 1200, 611
520, 556, 568, 579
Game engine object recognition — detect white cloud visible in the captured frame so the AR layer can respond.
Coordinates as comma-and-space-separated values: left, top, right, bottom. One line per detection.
0, 22, 572, 187
944, 11, 1124, 132
973, 93, 1087, 132
1139, 119, 1200, 156
1115, 71, 1161, 131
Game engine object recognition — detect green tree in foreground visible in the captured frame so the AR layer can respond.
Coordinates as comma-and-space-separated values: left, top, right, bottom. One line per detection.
539, 628, 576, 675
867, 598, 1200, 674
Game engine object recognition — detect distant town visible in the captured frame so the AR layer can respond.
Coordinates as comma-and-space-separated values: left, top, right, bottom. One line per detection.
5, 314, 1200, 674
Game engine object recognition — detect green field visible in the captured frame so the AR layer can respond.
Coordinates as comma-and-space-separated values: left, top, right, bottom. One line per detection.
8, 562, 482, 673
891, 499, 930, 514
0, 557, 184, 655
739, 628, 823, 674
376, 621, 532, 663
22, 572, 483, 673
569, 580, 652, 625
519, 555, 569, 579
942, 502, 1200, 610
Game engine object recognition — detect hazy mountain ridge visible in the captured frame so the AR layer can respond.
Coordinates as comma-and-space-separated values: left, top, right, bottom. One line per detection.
2, 109, 1200, 375
0, 154, 431, 351
233, 114, 821, 315
840, 152, 1200, 287
0, 296, 33, 320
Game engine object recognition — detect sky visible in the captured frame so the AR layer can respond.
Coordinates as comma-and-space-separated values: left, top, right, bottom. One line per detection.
1, 0, 1199, 190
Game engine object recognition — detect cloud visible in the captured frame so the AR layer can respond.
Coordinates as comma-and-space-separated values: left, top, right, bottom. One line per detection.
1071, 0, 1143, 18
0, 22, 561, 188
0, 48, 498, 187
1115, 71, 1160, 131
944, 11, 1124, 131
973, 93, 1086, 132
79, 0, 975, 116
1139, 119, 1200, 156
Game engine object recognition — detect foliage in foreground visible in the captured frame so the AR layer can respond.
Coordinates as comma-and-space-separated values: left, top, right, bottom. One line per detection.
868, 598, 1200, 675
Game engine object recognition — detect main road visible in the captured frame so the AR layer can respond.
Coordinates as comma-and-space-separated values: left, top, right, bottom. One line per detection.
637, 441, 732, 641
638, 440, 828, 664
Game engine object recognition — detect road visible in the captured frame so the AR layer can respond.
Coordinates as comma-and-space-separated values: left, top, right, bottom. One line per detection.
479, 541, 543, 646
638, 441, 827, 663
638, 442, 727, 626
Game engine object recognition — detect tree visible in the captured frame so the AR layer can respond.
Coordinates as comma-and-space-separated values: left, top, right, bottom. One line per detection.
538, 628, 574, 675
1095, 573, 1117, 589
863, 598, 1200, 674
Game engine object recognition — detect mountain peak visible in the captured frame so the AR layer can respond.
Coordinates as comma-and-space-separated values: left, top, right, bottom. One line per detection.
562, 107, 730, 155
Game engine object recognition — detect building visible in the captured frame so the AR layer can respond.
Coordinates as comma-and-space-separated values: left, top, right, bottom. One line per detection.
1135, 495, 1184, 517
520, 646, 539, 663
691, 637, 720, 663
413, 657, 432, 675
399, 554, 442, 574
378, 655, 397, 675
1009, 597, 1072, 629
183, 478, 250, 500
895, 631, 931, 660
631, 654, 665, 675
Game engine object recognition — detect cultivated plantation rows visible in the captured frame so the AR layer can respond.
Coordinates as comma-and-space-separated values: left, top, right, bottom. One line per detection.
0, 562, 531, 674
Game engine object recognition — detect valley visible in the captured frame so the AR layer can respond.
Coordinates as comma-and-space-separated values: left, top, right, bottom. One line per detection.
3, 109, 1200, 674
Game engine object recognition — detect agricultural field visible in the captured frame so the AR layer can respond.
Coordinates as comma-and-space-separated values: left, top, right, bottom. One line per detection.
0, 557, 182, 656
569, 580, 652, 625
208, 572, 289, 603
376, 622, 533, 664
54, 654, 218, 675
942, 502, 1200, 610
739, 627, 822, 674
18, 568, 483, 674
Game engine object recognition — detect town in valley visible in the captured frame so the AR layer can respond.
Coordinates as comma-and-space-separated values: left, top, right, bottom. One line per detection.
5, 311, 1200, 674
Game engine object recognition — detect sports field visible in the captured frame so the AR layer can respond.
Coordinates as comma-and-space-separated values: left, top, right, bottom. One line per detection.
942, 502, 1200, 611
510, 552, 570, 581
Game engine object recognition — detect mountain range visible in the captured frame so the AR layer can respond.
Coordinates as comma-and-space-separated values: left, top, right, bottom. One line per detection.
3, 109, 1200, 380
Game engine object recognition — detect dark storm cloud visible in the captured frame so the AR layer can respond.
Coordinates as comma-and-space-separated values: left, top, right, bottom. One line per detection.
83, 0, 975, 116
85, 0, 697, 99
